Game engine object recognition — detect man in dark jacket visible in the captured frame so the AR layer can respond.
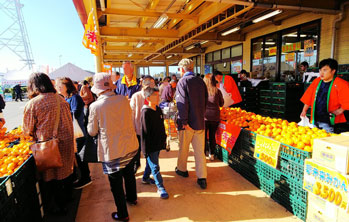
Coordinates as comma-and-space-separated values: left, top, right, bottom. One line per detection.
14, 84, 23, 102
115, 62, 141, 99
175, 58, 208, 189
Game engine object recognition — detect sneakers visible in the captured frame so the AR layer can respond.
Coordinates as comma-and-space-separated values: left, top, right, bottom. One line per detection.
157, 188, 169, 199
142, 178, 155, 185
111, 212, 129, 221
175, 167, 189, 177
73, 178, 92, 189
197, 178, 207, 189
209, 154, 215, 161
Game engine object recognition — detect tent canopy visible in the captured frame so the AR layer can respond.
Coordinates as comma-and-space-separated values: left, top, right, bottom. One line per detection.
48, 63, 94, 81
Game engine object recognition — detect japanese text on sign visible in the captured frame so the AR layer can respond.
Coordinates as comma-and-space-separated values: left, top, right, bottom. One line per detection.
304, 39, 314, 57
254, 135, 281, 168
282, 42, 301, 53
303, 159, 349, 212
216, 122, 241, 154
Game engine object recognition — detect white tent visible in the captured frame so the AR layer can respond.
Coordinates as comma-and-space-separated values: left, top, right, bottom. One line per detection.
48, 63, 94, 81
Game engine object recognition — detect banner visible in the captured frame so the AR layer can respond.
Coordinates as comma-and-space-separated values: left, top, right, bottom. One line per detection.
285, 52, 295, 62
282, 42, 301, 53
269, 47, 277, 56
82, 8, 99, 55
216, 121, 241, 154
253, 134, 281, 168
303, 159, 349, 212
304, 39, 314, 57
102, 64, 112, 74
254, 51, 262, 60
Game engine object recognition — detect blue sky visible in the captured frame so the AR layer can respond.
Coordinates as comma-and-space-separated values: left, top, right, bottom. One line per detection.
0, 0, 95, 73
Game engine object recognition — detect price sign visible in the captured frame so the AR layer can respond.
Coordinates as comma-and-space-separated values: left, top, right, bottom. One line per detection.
216, 122, 241, 154
254, 134, 281, 168
303, 159, 349, 212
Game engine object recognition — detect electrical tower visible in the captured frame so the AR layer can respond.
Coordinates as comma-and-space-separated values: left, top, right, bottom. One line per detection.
0, 0, 34, 70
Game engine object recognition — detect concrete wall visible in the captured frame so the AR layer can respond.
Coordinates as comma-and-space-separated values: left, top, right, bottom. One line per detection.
204, 11, 349, 71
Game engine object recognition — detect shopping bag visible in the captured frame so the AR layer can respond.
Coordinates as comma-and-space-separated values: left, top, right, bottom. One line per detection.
219, 83, 234, 107
298, 116, 314, 128
73, 117, 84, 138
78, 135, 100, 162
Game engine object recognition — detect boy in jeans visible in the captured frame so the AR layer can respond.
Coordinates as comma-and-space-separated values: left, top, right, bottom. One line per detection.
141, 87, 169, 199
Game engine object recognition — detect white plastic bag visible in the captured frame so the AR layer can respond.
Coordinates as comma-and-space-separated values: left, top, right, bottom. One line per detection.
73, 117, 84, 138
298, 116, 314, 128
219, 83, 234, 107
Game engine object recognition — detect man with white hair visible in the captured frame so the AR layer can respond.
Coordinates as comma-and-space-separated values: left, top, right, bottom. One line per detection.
115, 62, 141, 99
175, 58, 208, 189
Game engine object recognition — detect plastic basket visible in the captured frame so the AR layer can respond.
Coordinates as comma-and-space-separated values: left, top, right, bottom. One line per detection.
272, 104, 285, 111
273, 97, 286, 105
279, 158, 304, 183
255, 160, 282, 181
259, 96, 272, 103
279, 144, 311, 165
260, 89, 272, 97
10, 155, 36, 190
271, 82, 286, 90
272, 90, 286, 98
0, 177, 12, 209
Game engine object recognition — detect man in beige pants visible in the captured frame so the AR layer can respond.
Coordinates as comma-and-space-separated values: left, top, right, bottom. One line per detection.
175, 58, 208, 189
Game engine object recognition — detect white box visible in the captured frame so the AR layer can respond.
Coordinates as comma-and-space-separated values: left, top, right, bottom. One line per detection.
312, 136, 349, 174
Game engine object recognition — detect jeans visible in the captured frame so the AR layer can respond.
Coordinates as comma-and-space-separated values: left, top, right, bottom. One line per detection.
315, 121, 334, 133
143, 151, 164, 189
205, 121, 219, 155
107, 157, 137, 218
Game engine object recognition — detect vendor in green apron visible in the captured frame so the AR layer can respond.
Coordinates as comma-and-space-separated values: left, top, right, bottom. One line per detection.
300, 58, 349, 133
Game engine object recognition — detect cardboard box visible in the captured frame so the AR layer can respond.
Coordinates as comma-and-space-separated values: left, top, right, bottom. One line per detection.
312, 135, 349, 174
306, 193, 349, 222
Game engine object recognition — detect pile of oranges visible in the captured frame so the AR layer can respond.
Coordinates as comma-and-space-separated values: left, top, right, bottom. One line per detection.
0, 126, 33, 178
220, 107, 335, 152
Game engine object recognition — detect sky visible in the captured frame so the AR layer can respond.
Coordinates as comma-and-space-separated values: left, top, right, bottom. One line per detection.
0, 0, 95, 75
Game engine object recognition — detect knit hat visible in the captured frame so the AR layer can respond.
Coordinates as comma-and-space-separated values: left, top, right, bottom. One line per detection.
91, 72, 116, 95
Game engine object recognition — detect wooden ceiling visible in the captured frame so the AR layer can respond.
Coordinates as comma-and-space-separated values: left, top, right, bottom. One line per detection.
74, 0, 345, 67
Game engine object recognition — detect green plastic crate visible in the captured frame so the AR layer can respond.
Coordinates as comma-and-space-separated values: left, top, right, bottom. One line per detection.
255, 160, 282, 181
279, 158, 304, 183
280, 143, 311, 165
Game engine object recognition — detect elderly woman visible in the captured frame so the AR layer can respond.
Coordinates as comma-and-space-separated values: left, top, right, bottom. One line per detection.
88, 73, 139, 221
23, 72, 74, 214
55, 77, 92, 189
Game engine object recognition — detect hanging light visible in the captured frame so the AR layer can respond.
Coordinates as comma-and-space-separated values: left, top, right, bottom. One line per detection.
252, 10, 282, 23
166, 55, 173, 59
153, 14, 169, 29
185, 45, 195, 51
136, 41, 144, 48
201, 40, 209, 45
128, 53, 133, 57
221, 27, 240, 36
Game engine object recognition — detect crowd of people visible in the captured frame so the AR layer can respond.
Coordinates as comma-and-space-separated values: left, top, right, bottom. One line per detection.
0, 57, 347, 221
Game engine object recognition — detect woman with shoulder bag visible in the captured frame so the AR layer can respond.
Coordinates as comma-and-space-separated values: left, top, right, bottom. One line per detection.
23, 73, 74, 214
55, 77, 92, 189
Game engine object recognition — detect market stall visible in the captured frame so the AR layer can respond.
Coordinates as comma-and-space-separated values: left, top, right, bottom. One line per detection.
215, 107, 349, 221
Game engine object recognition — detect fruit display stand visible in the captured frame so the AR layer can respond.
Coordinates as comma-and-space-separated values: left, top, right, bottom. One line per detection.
216, 108, 336, 221
0, 127, 43, 221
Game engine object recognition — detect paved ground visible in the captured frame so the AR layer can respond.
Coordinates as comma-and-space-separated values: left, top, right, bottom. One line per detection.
76, 140, 301, 222
2, 100, 28, 130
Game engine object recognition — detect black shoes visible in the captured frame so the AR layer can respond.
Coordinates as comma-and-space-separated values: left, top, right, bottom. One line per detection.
197, 178, 207, 189
175, 167, 189, 177
126, 199, 137, 206
111, 212, 129, 221
73, 177, 92, 189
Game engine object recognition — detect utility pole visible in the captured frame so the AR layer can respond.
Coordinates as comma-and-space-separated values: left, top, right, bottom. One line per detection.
0, 0, 35, 70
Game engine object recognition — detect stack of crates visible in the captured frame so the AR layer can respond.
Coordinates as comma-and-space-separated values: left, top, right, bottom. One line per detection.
238, 87, 259, 113
216, 128, 311, 221
258, 82, 304, 122
0, 156, 43, 222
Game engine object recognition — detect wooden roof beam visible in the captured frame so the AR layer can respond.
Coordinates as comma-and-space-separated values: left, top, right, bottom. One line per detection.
102, 38, 165, 44
139, 0, 160, 28
194, 32, 244, 41
100, 27, 179, 38
97, 8, 199, 22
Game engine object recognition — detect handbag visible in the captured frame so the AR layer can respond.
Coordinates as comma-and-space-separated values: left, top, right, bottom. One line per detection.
78, 135, 99, 163
219, 82, 234, 107
30, 94, 63, 172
